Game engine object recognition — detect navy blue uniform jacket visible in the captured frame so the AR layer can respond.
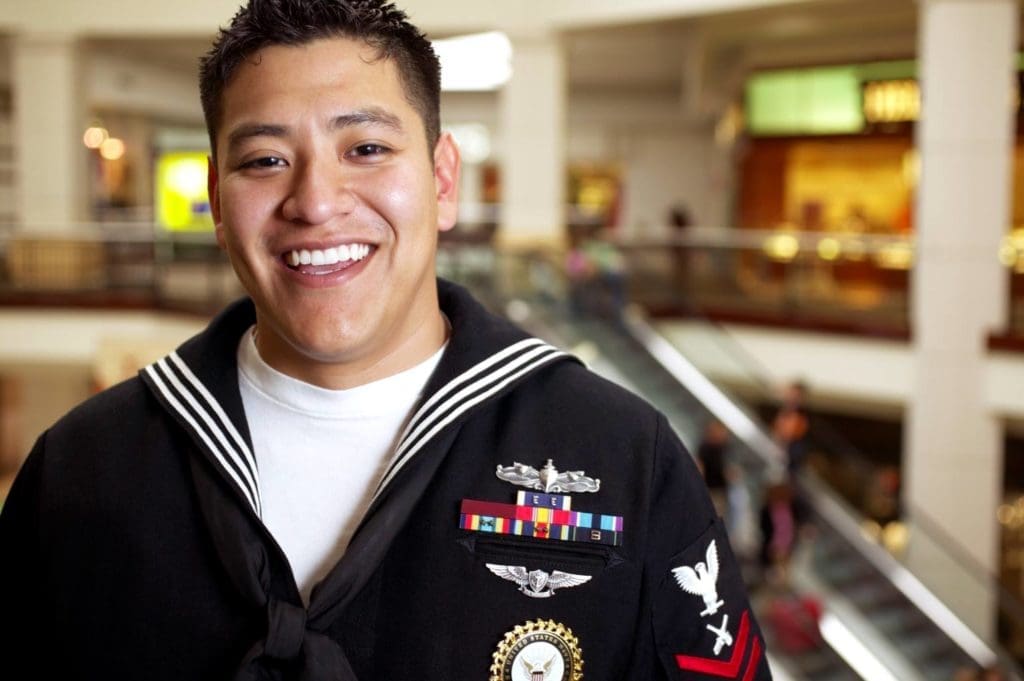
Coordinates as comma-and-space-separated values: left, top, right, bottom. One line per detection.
0, 280, 770, 680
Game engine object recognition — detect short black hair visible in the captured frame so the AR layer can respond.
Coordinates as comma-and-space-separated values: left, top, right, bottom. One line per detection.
199, 0, 441, 157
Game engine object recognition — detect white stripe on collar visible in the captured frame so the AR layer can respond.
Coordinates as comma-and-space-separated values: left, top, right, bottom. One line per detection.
144, 353, 262, 517
145, 337, 565, 519
371, 338, 565, 503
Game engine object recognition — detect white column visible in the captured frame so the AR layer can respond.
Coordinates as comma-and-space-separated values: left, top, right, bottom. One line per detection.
12, 33, 87, 229
905, 0, 1016, 637
498, 31, 567, 248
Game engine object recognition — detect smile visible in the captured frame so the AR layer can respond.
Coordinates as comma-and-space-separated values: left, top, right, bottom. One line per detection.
285, 243, 372, 269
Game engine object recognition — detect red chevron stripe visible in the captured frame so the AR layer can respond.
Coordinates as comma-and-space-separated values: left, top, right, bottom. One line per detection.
741, 636, 763, 681
675, 610, 750, 677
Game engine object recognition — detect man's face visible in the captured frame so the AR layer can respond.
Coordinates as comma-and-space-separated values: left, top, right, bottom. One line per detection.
209, 37, 459, 388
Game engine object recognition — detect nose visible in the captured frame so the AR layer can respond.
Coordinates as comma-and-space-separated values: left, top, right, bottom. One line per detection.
281, 154, 355, 225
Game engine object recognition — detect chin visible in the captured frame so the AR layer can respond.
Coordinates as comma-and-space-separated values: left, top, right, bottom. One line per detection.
293, 335, 365, 364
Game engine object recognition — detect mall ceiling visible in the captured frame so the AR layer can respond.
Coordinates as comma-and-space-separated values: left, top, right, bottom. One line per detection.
88, 0, 920, 100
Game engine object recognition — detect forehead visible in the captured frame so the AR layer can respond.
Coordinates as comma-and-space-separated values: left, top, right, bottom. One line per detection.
216, 37, 421, 144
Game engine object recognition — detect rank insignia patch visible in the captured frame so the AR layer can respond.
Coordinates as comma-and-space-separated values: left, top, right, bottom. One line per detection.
653, 519, 770, 679
675, 610, 762, 678
490, 619, 583, 681
672, 539, 725, 616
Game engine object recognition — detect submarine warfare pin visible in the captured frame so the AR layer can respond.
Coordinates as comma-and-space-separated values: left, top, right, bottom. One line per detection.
496, 459, 600, 494
490, 619, 584, 681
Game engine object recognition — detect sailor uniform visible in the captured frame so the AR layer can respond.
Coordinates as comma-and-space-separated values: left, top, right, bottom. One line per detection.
0, 279, 770, 680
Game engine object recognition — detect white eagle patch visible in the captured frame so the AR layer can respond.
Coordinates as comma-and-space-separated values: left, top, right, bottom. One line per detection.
671, 539, 725, 617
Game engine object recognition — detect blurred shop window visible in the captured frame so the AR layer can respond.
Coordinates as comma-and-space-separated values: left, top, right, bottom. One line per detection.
84, 120, 150, 223
568, 164, 622, 231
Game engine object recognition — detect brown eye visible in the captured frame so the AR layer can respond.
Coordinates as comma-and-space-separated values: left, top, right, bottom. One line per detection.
349, 144, 390, 158
241, 156, 287, 169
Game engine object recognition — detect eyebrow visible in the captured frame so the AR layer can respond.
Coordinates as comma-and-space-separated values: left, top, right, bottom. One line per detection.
225, 107, 405, 153
331, 107, 404, 134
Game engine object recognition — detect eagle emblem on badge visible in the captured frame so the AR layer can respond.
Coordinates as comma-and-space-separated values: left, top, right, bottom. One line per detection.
671, 539, 725, 617
496, 459, 600, 494
490, 619, 583, 681
485, 564, 592, 598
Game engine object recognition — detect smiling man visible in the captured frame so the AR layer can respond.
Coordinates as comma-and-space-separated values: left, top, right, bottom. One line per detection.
209, 36, 458, 388
0, 1, 770, 680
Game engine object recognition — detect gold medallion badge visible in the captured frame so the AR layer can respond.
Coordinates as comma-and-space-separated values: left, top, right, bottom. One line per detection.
490, 619, 583, 681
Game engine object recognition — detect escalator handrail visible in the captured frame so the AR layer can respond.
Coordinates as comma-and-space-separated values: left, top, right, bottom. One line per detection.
800, 473, 1000, 669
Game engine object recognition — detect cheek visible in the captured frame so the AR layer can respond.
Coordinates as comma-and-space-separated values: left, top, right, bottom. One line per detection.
363, 166, 435, 228
219, 183, 274, 241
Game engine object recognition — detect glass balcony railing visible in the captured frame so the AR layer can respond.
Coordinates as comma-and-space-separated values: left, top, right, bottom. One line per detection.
1, 221, 1022, 340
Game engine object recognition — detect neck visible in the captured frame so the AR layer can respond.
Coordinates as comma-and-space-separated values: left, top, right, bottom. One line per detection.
255, 310, 449, 391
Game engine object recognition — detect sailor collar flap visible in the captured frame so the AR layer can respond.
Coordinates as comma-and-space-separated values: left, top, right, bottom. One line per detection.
139, 281, 575, 520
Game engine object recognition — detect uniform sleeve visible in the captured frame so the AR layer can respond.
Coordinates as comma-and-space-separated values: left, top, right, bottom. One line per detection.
0, 434, 47, 664
627, 415, 772, 681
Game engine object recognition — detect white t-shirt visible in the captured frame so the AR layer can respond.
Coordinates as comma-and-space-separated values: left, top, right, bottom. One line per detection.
237, 327, 445, 604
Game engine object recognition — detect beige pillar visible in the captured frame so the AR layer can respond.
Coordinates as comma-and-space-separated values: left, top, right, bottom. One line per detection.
12, 33, 87, 228
497, 31, 567, 249
905, 0, 1017, 638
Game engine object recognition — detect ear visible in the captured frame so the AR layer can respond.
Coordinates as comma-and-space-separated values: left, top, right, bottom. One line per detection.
207, 156, 226, 250
433, 132, 461, 233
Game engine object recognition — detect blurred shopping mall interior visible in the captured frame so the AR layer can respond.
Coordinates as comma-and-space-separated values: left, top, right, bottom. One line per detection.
3, 0, 1024, 678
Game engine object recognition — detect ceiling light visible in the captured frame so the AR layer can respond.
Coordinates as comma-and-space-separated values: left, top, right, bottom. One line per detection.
100, 137, 126, 161
434, 31, 512, 91
83, 126, 108, 149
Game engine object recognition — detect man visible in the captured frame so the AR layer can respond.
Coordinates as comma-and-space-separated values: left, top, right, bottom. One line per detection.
0, 1, 771, 679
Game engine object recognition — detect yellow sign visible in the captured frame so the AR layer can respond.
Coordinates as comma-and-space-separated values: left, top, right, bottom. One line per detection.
155, 151, 213, 231
863, 79, 920, 124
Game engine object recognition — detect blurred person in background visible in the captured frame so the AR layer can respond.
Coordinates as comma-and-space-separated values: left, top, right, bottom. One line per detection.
668, 201, 693, 304
564, 225, 594, 317
0, 1, 770, 679
584, 228, 628, 321
759, 475, 808, 587
772, 380, 810, 475
697, 418, 730, 516
725, 461, 760, 563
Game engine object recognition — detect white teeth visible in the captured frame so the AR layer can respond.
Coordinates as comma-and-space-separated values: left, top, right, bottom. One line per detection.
287, 243, 372, 269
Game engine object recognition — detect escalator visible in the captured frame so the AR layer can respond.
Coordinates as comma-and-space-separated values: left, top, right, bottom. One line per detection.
447, 252, 1023, 680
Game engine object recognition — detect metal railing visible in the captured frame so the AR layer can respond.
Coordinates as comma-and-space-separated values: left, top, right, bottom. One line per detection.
1, 221, 1022, 338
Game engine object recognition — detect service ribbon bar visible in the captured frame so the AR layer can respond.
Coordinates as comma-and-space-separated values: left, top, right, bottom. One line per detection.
459, 514, 621, 546
458, 498, 623, 546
